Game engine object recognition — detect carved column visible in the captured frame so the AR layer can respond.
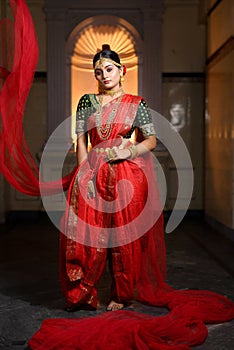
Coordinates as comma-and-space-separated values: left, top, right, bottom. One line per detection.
143, 3, 163, 112
46, 9, 72, 147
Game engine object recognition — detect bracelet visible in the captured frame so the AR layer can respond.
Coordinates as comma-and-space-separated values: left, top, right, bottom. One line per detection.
128, 144, 138, 159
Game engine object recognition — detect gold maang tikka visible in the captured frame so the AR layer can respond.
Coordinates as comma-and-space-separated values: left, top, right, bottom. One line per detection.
94, 56, 122, 70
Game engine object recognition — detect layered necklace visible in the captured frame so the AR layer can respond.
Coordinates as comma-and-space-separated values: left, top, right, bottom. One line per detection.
95, 88, 124, 140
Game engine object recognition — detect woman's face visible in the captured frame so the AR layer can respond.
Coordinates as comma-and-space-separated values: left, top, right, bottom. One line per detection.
94, 60, 122, 91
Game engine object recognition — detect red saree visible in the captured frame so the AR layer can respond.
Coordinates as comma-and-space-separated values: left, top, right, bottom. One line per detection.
29, 95, 234, 350
1, 1, 234, 349
60, 94, 168, 308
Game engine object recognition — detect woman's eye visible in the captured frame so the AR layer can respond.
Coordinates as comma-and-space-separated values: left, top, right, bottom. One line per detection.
95, 70, 102, 76
107, 68, 112, 72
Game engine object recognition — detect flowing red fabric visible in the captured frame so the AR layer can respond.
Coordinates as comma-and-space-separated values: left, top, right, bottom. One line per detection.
28, 291, 234, 350
1, 1, 234, 349
0, 0, 75, 196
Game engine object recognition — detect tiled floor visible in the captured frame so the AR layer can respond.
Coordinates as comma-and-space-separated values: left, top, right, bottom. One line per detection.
0, 215, 233, 349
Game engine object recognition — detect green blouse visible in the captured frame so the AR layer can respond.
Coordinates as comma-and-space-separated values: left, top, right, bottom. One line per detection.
76, 94, 156, 139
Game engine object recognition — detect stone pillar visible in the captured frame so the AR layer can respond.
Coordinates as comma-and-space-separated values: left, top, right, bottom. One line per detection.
143, 3, 163, 113
46, 9, 72, 147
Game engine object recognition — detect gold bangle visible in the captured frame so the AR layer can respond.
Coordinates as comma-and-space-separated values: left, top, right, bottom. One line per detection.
128, 145, 138, 159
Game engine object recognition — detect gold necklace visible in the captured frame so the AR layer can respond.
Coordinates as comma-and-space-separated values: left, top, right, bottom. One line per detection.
95, 93, 123, 140
102, 87, 124, 97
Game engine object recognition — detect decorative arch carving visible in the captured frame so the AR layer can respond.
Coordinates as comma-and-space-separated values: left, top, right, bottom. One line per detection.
66, 15, 143, 60
66, 15, 142, 130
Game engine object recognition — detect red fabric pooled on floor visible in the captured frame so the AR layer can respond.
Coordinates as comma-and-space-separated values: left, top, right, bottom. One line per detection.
28, 289, 234, 350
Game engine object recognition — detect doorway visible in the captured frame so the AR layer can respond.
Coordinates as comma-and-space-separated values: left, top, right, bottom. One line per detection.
66, 16, 140, 142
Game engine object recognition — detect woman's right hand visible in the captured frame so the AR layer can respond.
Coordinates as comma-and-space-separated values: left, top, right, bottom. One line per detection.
87, 179, 95, 198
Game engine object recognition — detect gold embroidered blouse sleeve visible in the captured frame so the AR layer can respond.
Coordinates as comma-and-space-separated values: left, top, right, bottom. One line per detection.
134, 99, 156, 154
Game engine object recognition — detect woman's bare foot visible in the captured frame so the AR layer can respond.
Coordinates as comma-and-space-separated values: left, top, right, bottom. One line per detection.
106, 300, 124, 311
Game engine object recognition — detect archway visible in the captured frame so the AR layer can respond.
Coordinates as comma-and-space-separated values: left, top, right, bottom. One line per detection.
66, 16, 142, 141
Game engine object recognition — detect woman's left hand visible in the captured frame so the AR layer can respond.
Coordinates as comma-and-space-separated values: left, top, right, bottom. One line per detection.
107, 147, 131, 162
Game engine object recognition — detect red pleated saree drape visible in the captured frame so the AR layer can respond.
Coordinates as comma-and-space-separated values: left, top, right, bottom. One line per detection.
59, 94, 169, 309
0, 1, 234, 350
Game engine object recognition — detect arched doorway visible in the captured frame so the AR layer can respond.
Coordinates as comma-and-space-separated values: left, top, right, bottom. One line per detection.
66, 16, 142, 141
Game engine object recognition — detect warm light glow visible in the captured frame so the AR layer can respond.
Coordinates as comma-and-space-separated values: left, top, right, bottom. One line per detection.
70, 24, 138, 142
73, 25, 138, 70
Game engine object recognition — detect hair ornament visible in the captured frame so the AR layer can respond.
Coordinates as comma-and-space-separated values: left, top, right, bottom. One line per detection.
94, 57, 121, 70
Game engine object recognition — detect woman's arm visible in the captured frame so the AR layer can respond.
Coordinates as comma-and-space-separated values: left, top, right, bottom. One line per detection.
135, 134, 156, 155
112, 97, 157, 161
76, 133, 95, 198
76, 133, 88, 166
112, 135, 156, 161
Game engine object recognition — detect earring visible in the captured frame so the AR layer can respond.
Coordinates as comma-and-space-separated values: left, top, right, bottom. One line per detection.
120, 73, 124, 85
120, 65, 126, 85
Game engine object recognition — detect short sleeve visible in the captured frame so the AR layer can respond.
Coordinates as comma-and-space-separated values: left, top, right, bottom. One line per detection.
134, 99, 156, 138
75, 94, 92, 134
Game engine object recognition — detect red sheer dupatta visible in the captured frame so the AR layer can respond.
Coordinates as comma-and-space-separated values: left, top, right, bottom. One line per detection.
0, 0, 74, 196
28, 291, 234, 350
1, 2, 234, 349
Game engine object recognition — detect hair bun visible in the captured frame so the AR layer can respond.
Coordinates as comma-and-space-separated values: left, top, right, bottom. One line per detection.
102, 44, 110, 50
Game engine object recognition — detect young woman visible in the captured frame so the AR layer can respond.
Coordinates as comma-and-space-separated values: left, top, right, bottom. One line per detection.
60, 47, 167, 312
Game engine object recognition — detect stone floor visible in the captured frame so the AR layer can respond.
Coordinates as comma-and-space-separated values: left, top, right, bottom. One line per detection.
0, 214, 234, 349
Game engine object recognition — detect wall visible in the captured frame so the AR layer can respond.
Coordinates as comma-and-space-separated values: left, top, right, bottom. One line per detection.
205, 0, 234, 235
162, 0, 206, 211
